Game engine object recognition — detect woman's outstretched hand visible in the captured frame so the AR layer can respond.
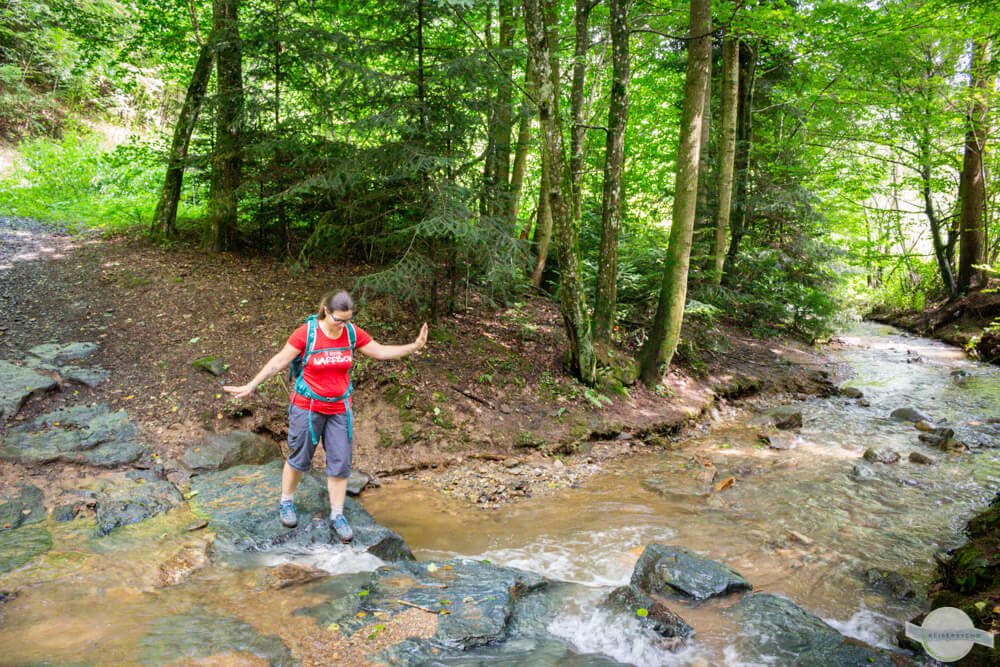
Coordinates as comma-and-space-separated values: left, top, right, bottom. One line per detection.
223, 383, 255, 400
412, 323, 428, 354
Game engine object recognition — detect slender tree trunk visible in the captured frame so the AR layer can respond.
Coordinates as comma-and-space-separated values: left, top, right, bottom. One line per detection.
638, 0, 711, 386
710, 33, 739, 285
531, 153, 554, 286
273, 0, 287, 254
569, 0, 592, 222
722, 39, 757, 279
692, 49, 712, 246
493, 0, 514, 213
481, 3, 496, 218
592, 0, 630, 346
207, 0, 243, 252
523, 0, 596, 384
508, 98, 532, 229
920, 132, 958, 299
152, 40, 215, 239
958, 40, 991, 293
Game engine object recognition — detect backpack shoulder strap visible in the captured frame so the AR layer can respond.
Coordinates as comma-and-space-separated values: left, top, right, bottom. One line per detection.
304, 315, 318, 359
346, 322, 357, 350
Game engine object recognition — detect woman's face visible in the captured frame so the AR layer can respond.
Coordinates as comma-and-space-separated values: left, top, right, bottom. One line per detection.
327, 309, 353, 333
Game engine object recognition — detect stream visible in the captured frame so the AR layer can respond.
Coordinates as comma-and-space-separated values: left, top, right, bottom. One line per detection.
1, 321, 998, 665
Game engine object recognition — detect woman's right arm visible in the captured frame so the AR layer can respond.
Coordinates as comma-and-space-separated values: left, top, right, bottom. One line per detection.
223, 343, 302, 399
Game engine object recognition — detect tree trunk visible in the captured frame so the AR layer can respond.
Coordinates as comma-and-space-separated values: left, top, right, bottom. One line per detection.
207, 0, 243, 252
507, 97, 533, 230
692, 48, 712, 245
493, 0, 514, 210
958, 40, 991, 293
710, 32, 739, 285
531, 150, 554, 286
921, 132, 958, 298
569, 0, 592, 223
722, 39, 757, 279
523, 0, 596, 384
152, 40, 215, 239
638, 0, 711, 386
592, 0, 630, 346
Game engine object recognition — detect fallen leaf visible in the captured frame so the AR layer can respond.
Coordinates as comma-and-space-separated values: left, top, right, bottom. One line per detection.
713, 476, 735, 492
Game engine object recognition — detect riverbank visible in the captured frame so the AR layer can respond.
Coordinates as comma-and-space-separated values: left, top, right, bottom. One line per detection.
868, 283, 1000, 365
0, 217, 845, 511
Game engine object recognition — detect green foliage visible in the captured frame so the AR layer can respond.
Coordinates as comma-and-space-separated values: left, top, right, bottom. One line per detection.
0, 128, 203, 230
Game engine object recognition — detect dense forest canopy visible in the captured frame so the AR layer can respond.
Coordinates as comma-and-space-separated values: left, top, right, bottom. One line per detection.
1, 0, 997, 385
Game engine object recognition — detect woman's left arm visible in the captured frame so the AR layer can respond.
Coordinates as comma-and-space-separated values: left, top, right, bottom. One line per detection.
359, 323, 428, 360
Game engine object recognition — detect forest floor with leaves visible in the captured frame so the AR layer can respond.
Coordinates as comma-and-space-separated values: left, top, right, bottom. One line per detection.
0, 217, 847, 509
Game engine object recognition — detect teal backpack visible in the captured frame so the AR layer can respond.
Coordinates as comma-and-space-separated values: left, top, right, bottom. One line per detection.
289, 315, 357, 445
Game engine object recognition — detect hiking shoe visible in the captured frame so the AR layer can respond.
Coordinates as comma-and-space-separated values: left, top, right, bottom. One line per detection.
279, 501, 298, 528
331, 514, 353, 543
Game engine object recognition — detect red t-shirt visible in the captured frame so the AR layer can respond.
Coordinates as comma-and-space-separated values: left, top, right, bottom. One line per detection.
288, 322, 372, 414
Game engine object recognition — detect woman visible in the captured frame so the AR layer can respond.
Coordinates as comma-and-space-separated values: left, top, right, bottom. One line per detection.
223, 290, 427, 542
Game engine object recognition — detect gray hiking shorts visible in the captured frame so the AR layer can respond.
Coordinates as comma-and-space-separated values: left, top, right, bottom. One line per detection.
287, 404, 352, 478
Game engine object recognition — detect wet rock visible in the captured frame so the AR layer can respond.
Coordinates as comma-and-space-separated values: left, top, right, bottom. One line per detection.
189, 461, 414, 560
0, 484, 45, 531
759, 431, 797, 450
95, 480, 183, 536
605, 584, 693, 644
156, 542, 212, 587
0, 524, 52, 575
839, 387, 864, 399
918, 427, 963, 451
863, 568, 916, 600
346, 468, 371, 496
914, 420, 935, 432
126, 463, 166, 483
890, 407, 932, 423
863, 448, 900, 464
849, 463, 879, 482
193, 356, 226, 376
0, 360, 58, 419
182, 431, 278, 473
137, 611, 294, 666
908, 451, 934, 465
296, 558, 546, 651
775, 412, 803, 430
266, 562, 329, 589
51, 503, 81, 522
0, 590, 15, 605
503, 458, 519, 468
630, 544, 752, 601
60, 365, 110, 388
1, 403, 147, 467
28, 342, 98, 363
730, 593, 909, 666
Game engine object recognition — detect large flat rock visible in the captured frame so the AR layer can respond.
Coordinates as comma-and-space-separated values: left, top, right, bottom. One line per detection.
630, 544, 751, 601
182, 431, 279, 473
137, 611, 294, 666
1, 403, 147, 467
730, 592, 911, 666
0, 360, 57, 419
28, 342, 98, 363
95, 480, 184, 536
189, 461, 413, 561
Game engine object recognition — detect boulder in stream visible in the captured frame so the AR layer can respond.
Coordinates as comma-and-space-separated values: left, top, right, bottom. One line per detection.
863, 448, 900, 464
863, 568, 917, 601
95, 480, 184, 535
630, 544, 752, 601
890, 407, 933, 423
266, 562, 329, 589
908, 451, 934, 465
770, 405, 804, 430
182, 430, 278, 473
759, 431, 797, 450
605, 584, 693, 646
295, 558, 551, 659
0, 524, 52, 575
189, 461, 414, 560
730, 592, 911, 666
839, 386, 864, 399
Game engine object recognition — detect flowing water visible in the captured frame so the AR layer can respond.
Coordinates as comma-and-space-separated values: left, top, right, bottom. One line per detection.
1, 322, 998, 665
